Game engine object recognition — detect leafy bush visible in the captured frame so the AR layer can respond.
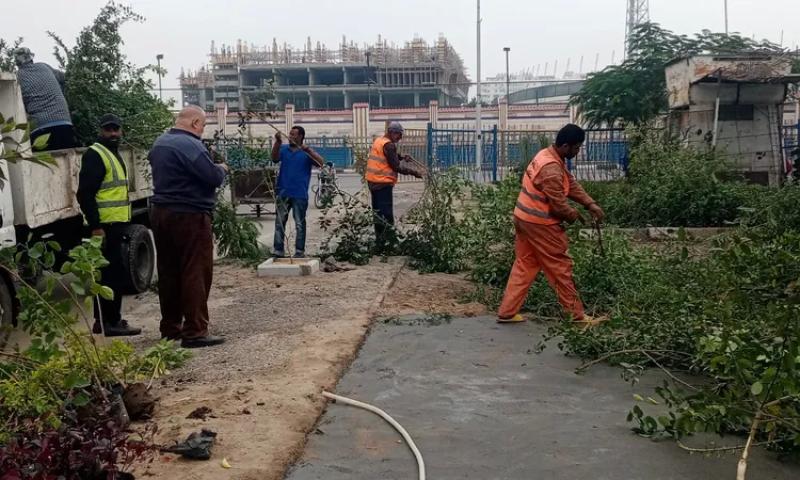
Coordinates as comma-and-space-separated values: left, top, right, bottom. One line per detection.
462, 174, 519, 287
401, 171, 469, 273
0, 238, 189, 475
47, 2, 173, 148
319, 191, 375, 265
582, 129, 762, 227
212, 200, 267, 264
1, 395, 154, 480
226, 145, 273, 170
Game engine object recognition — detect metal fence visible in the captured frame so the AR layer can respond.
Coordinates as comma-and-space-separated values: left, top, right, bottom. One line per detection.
215, 124, 630, 183
498, 128, 628, 182
394, 125, 629, 183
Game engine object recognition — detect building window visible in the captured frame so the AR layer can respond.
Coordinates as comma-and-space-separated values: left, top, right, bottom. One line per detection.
718, 104, 754, 122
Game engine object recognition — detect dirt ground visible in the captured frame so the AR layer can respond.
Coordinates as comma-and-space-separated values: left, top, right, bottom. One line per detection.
123, 260, 476, 480
376, 269, 487, 319
117, 180, 473, 479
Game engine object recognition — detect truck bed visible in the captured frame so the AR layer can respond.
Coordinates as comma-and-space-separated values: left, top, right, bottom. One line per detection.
7, 147, 152, 229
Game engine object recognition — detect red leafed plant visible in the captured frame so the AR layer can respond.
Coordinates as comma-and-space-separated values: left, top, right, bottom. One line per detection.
0, 389, 156, 480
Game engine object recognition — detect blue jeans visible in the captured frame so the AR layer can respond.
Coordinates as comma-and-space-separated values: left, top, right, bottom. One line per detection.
273, 196, 308, 257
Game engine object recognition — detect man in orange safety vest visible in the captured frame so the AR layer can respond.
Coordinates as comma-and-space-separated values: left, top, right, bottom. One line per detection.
497, 124, 606, 329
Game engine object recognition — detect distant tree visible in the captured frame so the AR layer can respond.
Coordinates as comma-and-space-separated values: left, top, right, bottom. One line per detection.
570, 23, 784, 127
0, 37, 23, 72
47, 2, 173, 148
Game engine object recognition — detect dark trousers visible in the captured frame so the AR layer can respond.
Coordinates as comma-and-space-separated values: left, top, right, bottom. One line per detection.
370, 185, 395, 251
150, 206, 214, 340
273, 196, 308, 257
31, 125, 80, 151
93, 223, 127, 325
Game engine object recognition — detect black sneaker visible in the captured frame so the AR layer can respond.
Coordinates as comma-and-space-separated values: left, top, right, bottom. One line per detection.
181, 336, 226, 349
103, 320, 142, 337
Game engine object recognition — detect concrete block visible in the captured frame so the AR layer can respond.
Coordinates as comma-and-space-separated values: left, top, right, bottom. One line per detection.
257, 258, 320, 277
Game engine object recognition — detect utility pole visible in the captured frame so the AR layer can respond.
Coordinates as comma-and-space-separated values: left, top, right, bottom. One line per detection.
156, 54, 164, 102
503, 47, 510, 105
475, 0, 482, 172
724, 0, 729, 34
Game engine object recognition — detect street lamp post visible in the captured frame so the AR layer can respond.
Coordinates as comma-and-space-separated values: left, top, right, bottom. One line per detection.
503, 47, 510, 105
365, 51, 372, 108
156, 54, 164, 102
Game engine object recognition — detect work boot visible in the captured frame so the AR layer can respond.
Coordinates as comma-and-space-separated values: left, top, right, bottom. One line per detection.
497, 314, 525, 323
572, 315, 609, 331
181, 335, 226, 349
94, 320, 142, 337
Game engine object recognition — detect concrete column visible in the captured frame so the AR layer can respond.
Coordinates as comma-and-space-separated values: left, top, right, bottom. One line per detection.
414, 92, 420, 107
308, 68, 316, 86
342, 67, 348, 85
344, 91, 352, 109
308, 91, 316, 110
379, 92, 384, 108
284, 103, 295, 133
498, 98, 508, 130
352, 102, 370, 138
216, 101, 227, 137
428, 100, 439, 127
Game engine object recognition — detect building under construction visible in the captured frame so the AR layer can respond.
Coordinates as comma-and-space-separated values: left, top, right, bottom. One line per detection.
180, 35, 469, 112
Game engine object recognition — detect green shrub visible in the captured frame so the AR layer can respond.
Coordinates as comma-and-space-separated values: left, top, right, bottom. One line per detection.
401, 171, 469, 273
583, 130, 766, 227
319, 192, 376, 265
212, 200, 267, 264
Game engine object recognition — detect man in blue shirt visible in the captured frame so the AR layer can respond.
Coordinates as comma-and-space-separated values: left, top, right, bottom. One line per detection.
270, 126, 324, 257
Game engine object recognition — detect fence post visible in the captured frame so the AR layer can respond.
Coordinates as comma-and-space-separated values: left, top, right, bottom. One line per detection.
492, 125, 498, 183
426, 122, 434, 170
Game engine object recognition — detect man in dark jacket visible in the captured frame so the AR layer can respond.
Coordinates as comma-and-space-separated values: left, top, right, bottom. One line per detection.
14, 47, 79, 150
76, 114, 141, 336
148, 106, 228, 349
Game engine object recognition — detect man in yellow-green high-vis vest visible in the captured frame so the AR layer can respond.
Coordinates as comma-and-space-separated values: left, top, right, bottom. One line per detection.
77, 113, 141, 337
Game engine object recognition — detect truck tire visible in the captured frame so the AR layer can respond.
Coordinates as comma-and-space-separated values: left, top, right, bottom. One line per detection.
117, 224, 155, 295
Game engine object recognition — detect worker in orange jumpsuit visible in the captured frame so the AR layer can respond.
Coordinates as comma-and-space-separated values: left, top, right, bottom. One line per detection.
497, 124, 605, 328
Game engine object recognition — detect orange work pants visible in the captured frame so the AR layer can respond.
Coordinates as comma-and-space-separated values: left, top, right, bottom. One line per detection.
498, 218, 585, 320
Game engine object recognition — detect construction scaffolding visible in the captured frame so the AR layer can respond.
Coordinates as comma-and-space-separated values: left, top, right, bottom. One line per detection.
180, 35, 470, 111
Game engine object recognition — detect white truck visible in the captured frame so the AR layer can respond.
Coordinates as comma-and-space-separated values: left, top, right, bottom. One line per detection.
0, 72, 156, 328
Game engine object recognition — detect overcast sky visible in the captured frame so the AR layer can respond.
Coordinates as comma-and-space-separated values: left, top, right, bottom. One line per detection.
5, 0, 799, 104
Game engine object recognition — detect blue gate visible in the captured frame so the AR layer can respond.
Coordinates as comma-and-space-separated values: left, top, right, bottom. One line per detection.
305, 136, 353, 169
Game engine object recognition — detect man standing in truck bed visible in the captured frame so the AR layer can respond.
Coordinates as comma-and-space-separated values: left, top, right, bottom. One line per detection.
77, 113, 141, 337
14, 47, 79, 150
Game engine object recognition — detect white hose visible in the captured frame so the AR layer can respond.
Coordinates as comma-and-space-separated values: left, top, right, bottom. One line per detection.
322, 390, 426, 480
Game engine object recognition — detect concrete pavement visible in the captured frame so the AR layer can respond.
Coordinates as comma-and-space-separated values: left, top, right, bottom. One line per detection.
286, 315, 799, 480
